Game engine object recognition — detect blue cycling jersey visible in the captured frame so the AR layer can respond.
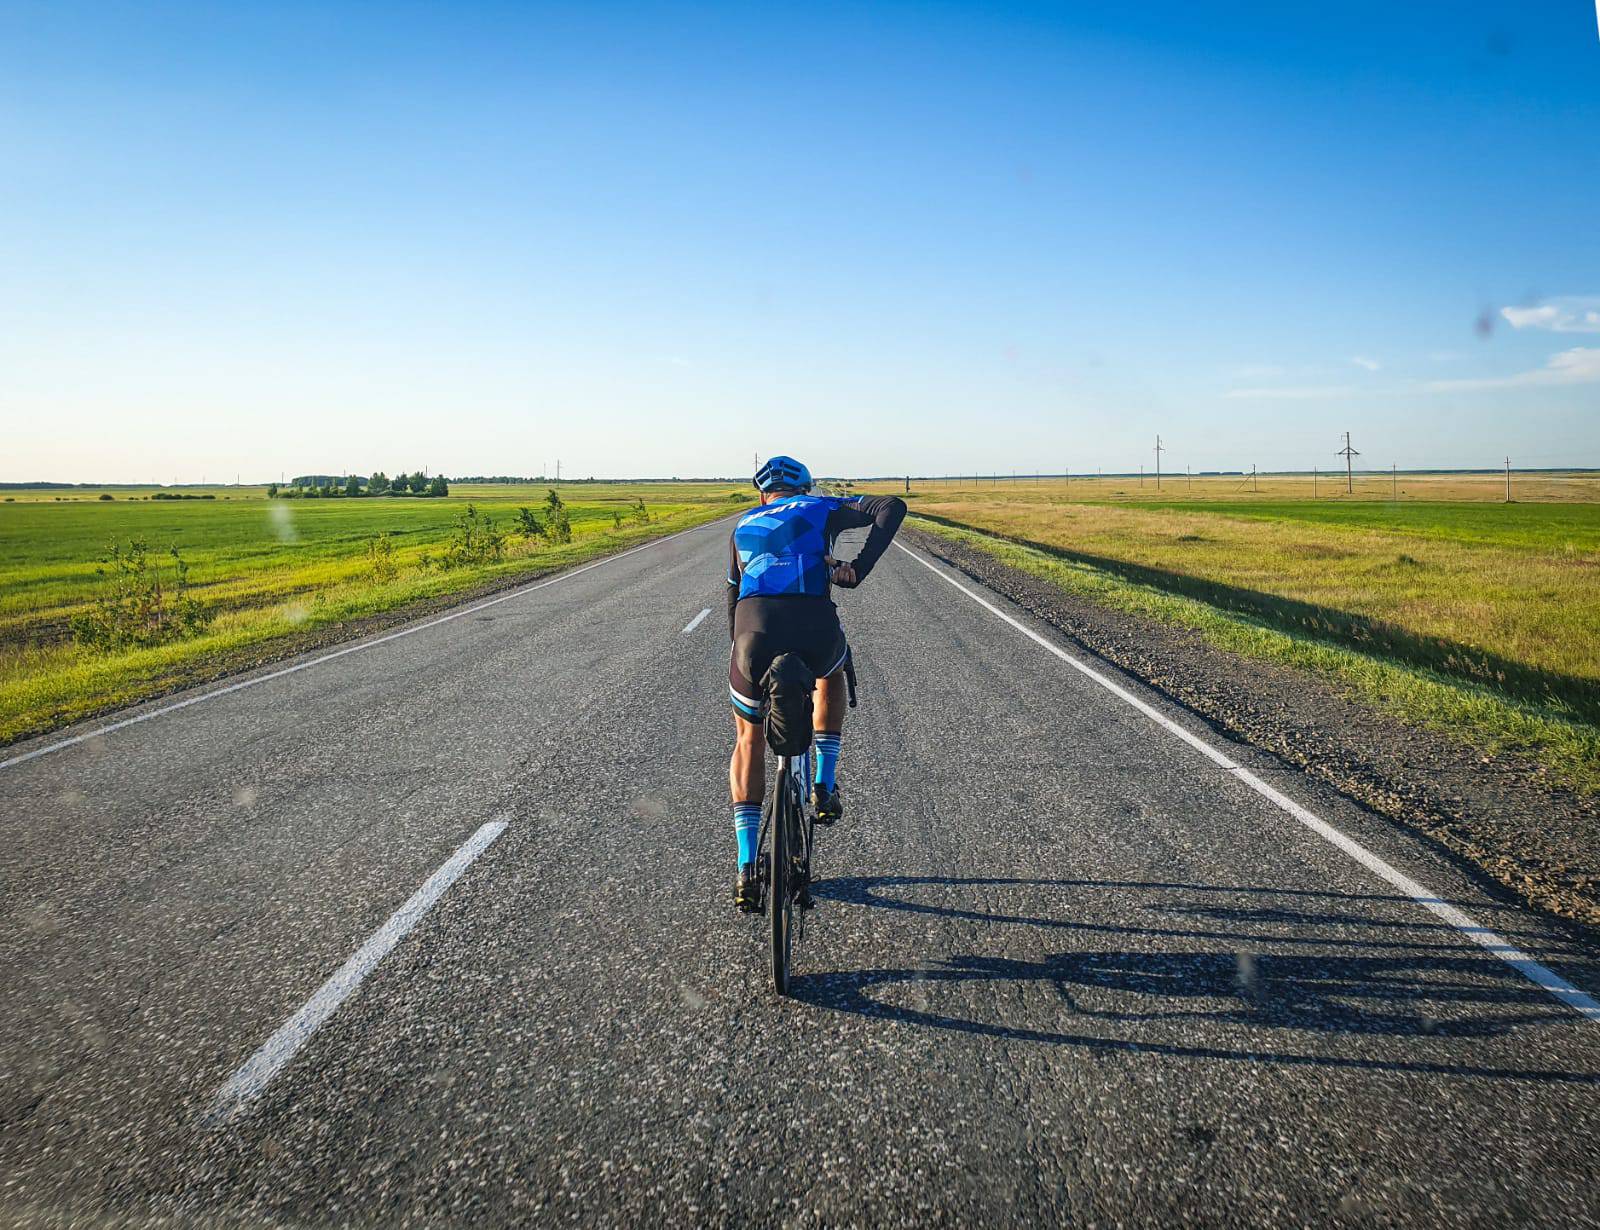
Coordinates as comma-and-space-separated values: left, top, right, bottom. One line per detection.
732, 494, 847, 599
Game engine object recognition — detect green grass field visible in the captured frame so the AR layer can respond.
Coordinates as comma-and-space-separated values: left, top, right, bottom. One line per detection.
1120, 498, 1600, 552
0, 483, 742, 745
875, 477, 1600, 790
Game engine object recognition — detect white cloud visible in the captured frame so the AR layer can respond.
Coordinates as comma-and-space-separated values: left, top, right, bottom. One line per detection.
1427, 346, 1600, 392
1225, 384, 1354, 400
1500, 297, 1600, 334
1502, 305, 1561, 329
1350, 355, 1381, 371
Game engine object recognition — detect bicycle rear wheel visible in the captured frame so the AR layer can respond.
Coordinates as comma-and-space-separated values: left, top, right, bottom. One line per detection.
769, 762, 795, 994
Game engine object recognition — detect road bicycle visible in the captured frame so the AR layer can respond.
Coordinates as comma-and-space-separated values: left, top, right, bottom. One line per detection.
759, 740, 815, 995
757, 654, 855, 995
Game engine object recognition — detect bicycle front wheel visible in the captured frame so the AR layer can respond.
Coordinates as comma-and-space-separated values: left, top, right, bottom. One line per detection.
769, 767, 795, 995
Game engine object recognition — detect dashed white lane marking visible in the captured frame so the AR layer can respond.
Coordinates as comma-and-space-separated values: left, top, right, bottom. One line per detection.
1, 520, 725, 773
682, 607, 711, 634
894, 541, 1600, 1024
207, 819, 509, 1124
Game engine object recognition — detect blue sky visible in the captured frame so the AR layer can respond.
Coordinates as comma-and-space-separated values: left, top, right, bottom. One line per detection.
2, 1, 1597, 482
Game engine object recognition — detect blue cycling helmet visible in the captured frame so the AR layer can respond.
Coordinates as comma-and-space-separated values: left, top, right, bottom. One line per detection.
754, 454, 813, 493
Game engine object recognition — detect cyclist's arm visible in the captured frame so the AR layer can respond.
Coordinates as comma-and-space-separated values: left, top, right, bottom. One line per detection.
726, 533, 741, 638
828, 495, 907, 585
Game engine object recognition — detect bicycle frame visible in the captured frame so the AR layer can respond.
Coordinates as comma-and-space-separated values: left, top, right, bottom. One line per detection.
785, 744, 813, 806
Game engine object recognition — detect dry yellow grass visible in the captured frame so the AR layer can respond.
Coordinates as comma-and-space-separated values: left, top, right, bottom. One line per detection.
865, 471, 1600, 503
865, 477, 1600, 722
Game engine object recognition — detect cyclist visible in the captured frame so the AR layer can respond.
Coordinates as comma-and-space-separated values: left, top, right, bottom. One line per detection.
727, 455, 906, 912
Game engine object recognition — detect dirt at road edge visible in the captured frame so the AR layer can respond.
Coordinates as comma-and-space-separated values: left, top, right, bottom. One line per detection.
904, 526, 1600, 932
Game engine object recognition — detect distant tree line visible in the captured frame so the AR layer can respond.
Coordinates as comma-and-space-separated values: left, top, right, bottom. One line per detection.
449, 475, 551, 484
270, 471, 448, 499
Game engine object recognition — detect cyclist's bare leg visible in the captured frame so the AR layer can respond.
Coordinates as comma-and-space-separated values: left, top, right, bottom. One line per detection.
814, 668, 846, 732
730, 712, 766, 807
730, 714, 767, 906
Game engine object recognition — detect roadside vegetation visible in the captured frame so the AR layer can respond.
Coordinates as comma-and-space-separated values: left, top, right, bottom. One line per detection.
0, 482, 743, 744
907, 503, 1600, 794
882, 479, 1600, 704
68, 541, 213, 652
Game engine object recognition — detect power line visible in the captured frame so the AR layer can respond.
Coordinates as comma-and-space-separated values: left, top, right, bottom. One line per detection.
1337, 431, 1360, 494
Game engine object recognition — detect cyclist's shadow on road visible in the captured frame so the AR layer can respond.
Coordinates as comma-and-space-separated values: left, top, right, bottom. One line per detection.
791, 875, 1600, 1086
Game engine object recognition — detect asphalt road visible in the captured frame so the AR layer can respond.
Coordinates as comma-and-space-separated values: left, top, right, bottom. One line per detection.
3, 519, 1599, 1227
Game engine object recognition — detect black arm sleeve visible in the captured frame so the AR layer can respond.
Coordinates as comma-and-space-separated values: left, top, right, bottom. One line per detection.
726, 533, 741, 638
829, 495, 906, 584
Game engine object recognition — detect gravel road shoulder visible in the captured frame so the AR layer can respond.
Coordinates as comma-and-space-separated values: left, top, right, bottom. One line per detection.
904, 525, 1600, 931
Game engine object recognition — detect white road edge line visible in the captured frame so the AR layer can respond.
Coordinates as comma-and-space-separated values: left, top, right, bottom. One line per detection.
681, 607, 711, 634
894, 541, 1600, 1024
206, 818, 509, 1124
1, 520, 723, 773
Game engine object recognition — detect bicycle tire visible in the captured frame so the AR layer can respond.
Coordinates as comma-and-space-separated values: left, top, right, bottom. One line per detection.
769, 761, 794, 994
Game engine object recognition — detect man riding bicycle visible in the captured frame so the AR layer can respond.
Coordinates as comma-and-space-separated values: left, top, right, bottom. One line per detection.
727, 455, 906, 912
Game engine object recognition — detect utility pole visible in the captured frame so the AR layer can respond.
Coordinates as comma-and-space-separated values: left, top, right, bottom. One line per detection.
1186, 463, 1191, 494
1251, 463, 1258, 493
1313, 465, 1318, 498
1337, 431, 1360, 494
1153, 435, 1165, 489
1391, 463, 1397, 500
1140, 464, 1144, 488
1505, 456, 1513, 503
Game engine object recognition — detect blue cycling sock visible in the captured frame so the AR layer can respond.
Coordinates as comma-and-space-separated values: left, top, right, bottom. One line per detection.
733, 803, 761, 866
814, 732, 842, 791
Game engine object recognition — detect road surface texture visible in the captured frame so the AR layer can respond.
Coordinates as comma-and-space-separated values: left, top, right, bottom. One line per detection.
2, 519, 1598, 1227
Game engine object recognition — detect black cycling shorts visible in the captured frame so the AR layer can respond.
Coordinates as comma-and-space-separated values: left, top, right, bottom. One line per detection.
729, 596, 848, 723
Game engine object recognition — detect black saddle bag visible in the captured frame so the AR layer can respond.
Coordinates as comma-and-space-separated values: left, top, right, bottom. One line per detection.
761, 652, 816, 756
